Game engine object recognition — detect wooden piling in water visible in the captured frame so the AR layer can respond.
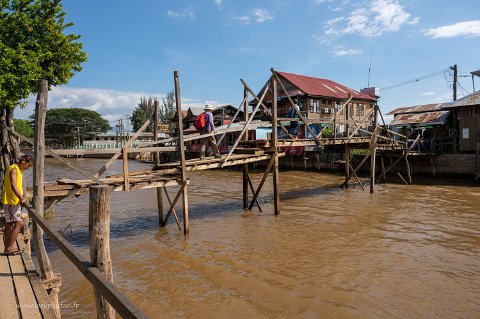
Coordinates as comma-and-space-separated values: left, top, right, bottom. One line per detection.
89, 185, 115, 319
271, 77, 280, 215
174, 71, 189, 235
154, 100, 164, 224
345, 147, 350, 188
370, 104, 378, 193
242, 87, 249, 209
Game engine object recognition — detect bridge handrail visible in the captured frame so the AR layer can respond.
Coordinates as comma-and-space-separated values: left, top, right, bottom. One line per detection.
24, 203, 148, 319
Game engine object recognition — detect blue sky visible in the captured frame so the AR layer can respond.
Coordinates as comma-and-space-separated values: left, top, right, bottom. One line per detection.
17, 0, 480, 125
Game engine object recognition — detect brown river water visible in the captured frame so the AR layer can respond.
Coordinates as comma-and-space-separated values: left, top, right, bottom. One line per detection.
25, 158, 480, 318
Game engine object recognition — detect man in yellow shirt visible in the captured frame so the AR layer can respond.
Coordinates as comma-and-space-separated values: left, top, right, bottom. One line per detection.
2, 155, 33, 255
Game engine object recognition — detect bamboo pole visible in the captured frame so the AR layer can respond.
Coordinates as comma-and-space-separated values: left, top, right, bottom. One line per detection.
89, 185, 115, 319
174, 71, 189, 235
271, 77, 280, 215
32, 79, 61, 318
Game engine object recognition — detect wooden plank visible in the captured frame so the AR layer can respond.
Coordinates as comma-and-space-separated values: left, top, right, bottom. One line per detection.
16, 237, 57, 319
248, 156, 275, 210
0, 236, 20, 319
47, 146, 176, 156
9, 254, 42, 318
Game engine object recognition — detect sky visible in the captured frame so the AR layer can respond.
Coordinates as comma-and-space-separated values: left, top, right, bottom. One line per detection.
16, 0, 480, 126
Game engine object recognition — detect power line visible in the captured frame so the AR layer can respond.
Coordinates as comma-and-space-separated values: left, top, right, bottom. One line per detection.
380, 68, 450, 91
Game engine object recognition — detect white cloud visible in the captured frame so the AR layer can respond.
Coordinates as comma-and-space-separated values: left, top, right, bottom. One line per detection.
313, 0, 334, 3
252, 9, 273, 23
167, 7, 195, 20
234, 9, 273, 24
334, 49, 361, 57
424, 20, 480, 39
213, 0, 222, 6
16, 87, 213, 123
419, 91, 435, 96
322, 0, 417, 38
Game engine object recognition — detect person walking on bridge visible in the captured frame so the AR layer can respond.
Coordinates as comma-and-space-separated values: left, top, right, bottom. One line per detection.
2, 155, 33, 255
200, 104, 221, 160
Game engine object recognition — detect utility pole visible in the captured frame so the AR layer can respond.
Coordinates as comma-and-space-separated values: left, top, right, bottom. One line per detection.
451, 64, 458, 101
76, 126, 81, 148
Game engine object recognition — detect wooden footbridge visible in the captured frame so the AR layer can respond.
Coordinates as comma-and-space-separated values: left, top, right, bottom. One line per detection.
0, 69, 415, 318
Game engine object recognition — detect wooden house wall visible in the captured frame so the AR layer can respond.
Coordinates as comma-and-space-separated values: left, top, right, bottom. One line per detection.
459, 105, 480, 152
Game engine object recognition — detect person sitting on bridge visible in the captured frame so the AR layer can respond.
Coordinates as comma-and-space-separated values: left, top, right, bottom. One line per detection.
2, 155, 33, 255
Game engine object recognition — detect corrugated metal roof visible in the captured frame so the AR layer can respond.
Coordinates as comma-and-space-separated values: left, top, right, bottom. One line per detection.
387, 103, 445, 115
443, 91, 480, 108
389, 110, 451, 126
277, 71, 376, 101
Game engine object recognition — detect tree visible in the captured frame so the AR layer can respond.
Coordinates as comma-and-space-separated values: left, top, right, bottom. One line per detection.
0, 0, 87, 109
30, 108, 110, 147
131, 97, 156, 132
161, 91, 176, 122
13, 119, 34, 138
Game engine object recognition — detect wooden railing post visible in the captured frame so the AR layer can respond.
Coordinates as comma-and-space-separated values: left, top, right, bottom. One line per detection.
89, 185, 115, 319
32, 79, 61, 318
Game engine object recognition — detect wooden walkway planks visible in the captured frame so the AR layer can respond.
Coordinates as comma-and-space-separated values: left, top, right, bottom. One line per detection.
0, 225, 55, 319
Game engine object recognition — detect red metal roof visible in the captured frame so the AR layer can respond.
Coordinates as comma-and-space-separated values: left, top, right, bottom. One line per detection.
387, 103, 446, 115
277, 71, 376, 101
389, 110, 451, 126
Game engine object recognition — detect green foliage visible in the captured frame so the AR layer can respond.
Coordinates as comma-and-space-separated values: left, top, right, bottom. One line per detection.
161, 91, 176, 122
0, 0, 87, 109
321, 126, 333, 138
30, 108, 110, 147
131, 97, 155, 132
13, 119, 33, 138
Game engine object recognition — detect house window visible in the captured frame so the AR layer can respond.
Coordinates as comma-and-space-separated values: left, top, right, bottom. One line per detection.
335, 101, 343, 115
309, 99, 319, 113
349, 103, 354, 117
324, 108, 330, 114
357, 103, 365, 116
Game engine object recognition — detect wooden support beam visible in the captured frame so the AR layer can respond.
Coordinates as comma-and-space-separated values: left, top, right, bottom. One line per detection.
370, 105, 378, 194
271, 76, 280, 215
89, 185, 115, 319
174, 71, 189, 235
7, 127, 106, 185
222, 79, 271, 165
95, 119, 150, 178
248, 156, 275, 210
246, 174, 262, 211
123, 147, 129, 192
32, 79, 60, 318
340, 153, 371, 188
345, 147, 350, 189
161, 182, 186, 227
381, 154, 387, 182
163, 188, 181, 229
349, 163, 365, 191
270, 68, 322, 147
242, 86, 249, 209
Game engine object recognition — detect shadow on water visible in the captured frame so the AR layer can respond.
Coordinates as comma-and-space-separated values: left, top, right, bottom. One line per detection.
38, 180, 362, 254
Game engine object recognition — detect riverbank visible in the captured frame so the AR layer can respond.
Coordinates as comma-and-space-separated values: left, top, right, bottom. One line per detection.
279, 153, 479, 181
